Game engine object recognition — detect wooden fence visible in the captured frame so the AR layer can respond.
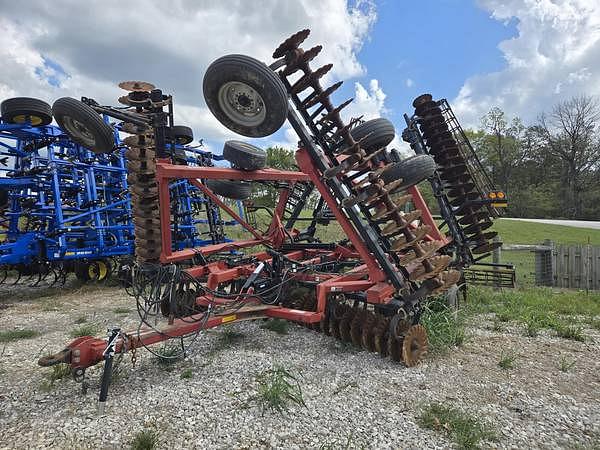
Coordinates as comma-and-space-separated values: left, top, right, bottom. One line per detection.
533, 241, 600, 290
551, 243, 600, 290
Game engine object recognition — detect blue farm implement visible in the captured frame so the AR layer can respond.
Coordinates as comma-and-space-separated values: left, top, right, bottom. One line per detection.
0, 97, 238, 286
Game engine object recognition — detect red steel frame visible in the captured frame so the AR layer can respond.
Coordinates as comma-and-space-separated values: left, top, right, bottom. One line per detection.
45, 148, 447, 371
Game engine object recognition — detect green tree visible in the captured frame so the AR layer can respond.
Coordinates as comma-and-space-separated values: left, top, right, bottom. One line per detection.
253, 146, 297, 206
475, 107, 528, 194
535, 95, 600, 218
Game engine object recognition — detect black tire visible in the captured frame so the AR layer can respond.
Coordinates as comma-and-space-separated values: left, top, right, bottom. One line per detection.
52, 97, 114, 153
74, 263, 90, 282
203, 54, 288, 137
206, 179, 251, 200
1, 97, 52, 126
169, 125, 194, 145
0, 187, 8, 210
223, 140, 266, 170
350, 118, 395, 153
381, 155, 436, 191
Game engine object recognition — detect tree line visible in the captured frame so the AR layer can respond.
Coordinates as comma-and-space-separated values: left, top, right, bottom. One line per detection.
469, 95, 600, 219
256, 95, 600, 219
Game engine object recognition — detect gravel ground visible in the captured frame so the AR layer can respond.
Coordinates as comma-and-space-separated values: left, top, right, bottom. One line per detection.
0, 281, 599, 449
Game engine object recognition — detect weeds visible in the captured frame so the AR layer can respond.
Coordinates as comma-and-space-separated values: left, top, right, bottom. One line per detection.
113, 307, 131, 314
73, 316, 87, 324
490, 317, 505, 332
130, 427, 159, 450
498, 351, 517, 369
154, 343, 183, 367
421, 300, 465, 354
40, 363, 71, 391
180, 368, 193, 379
41, 299, 62, 312
319, 433, 359, 449
253, 365, 306, 414
554, 324, 585, 342
214, 327, 245, 351
558, 356, 576, 372
260, 319, 289, 335
0, 329, 39, 343
419, 402, 496, 450
70, 323, 100, 338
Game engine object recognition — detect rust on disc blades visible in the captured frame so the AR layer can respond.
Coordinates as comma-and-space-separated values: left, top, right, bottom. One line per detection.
449, 192, 481, 207
440, 164, 468, 177
458, 211, 490, 226
273, 29, 310, 58
417, 104, 441, 116
402, 324, 428, 367
446, 183, 476, 197
432, 145, 461, 157
442, 173, 471, 186
435, 155, 465, 168
462, 220, 493, 235
118, 80, 156, 92
455, 202, 486, 216
472, 241, 503, 254
480, 231, 499, 240
412, 94, 433, 108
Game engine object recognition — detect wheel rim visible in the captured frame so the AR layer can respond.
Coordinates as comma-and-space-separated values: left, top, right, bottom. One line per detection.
62, 116, 96, 147
217, 81, 266, 127
88, 261, 108, 281
13, 114, 43, 126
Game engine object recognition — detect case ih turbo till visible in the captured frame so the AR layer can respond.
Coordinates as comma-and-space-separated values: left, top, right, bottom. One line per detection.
40, 30, 505, 406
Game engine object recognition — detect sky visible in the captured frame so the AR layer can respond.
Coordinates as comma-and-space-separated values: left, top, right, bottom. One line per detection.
1, 0, 599, 155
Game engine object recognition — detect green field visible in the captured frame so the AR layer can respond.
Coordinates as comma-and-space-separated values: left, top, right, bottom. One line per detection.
492, 219, 600, 245
484, 219, 600, 286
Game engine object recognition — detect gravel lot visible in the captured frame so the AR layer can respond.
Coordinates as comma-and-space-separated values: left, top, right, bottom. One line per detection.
0, 281, 599, 449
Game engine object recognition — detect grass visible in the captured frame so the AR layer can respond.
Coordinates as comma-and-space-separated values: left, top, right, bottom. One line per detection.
419, 402, 496, 450
69, 323, 101, 338
559, 356, 576, 372
40, 363, 71, 391
476, 219, 600, 286
113, 307, 131, 314
130, 428, 159, 450
493, 219, 600, 246
73, 316, 87, 324
421, 299, 465, 354
154, 343, 183, 367
260, 318, 289, 335
468, 286, 598, 340
180, 368, 193, 379
254, 365, 306, 414
318, 434, 360, 450
214, 327, 245, 351
554, 324, 585, 342
498, 351, 517, 369
0, 329, 39, 343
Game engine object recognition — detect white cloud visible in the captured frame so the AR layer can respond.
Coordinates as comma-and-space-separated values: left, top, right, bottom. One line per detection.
454, 0, 600, 126
0, 1, 376, 145
405, 78, 414, 88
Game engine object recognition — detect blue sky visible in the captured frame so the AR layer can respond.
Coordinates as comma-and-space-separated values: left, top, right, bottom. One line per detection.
356, 0, 517, 123
2, 0, 598, 155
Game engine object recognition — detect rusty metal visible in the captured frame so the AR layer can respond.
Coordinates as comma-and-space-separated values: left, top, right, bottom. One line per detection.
118, 81, 156, 92
401, 324, 428, 367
